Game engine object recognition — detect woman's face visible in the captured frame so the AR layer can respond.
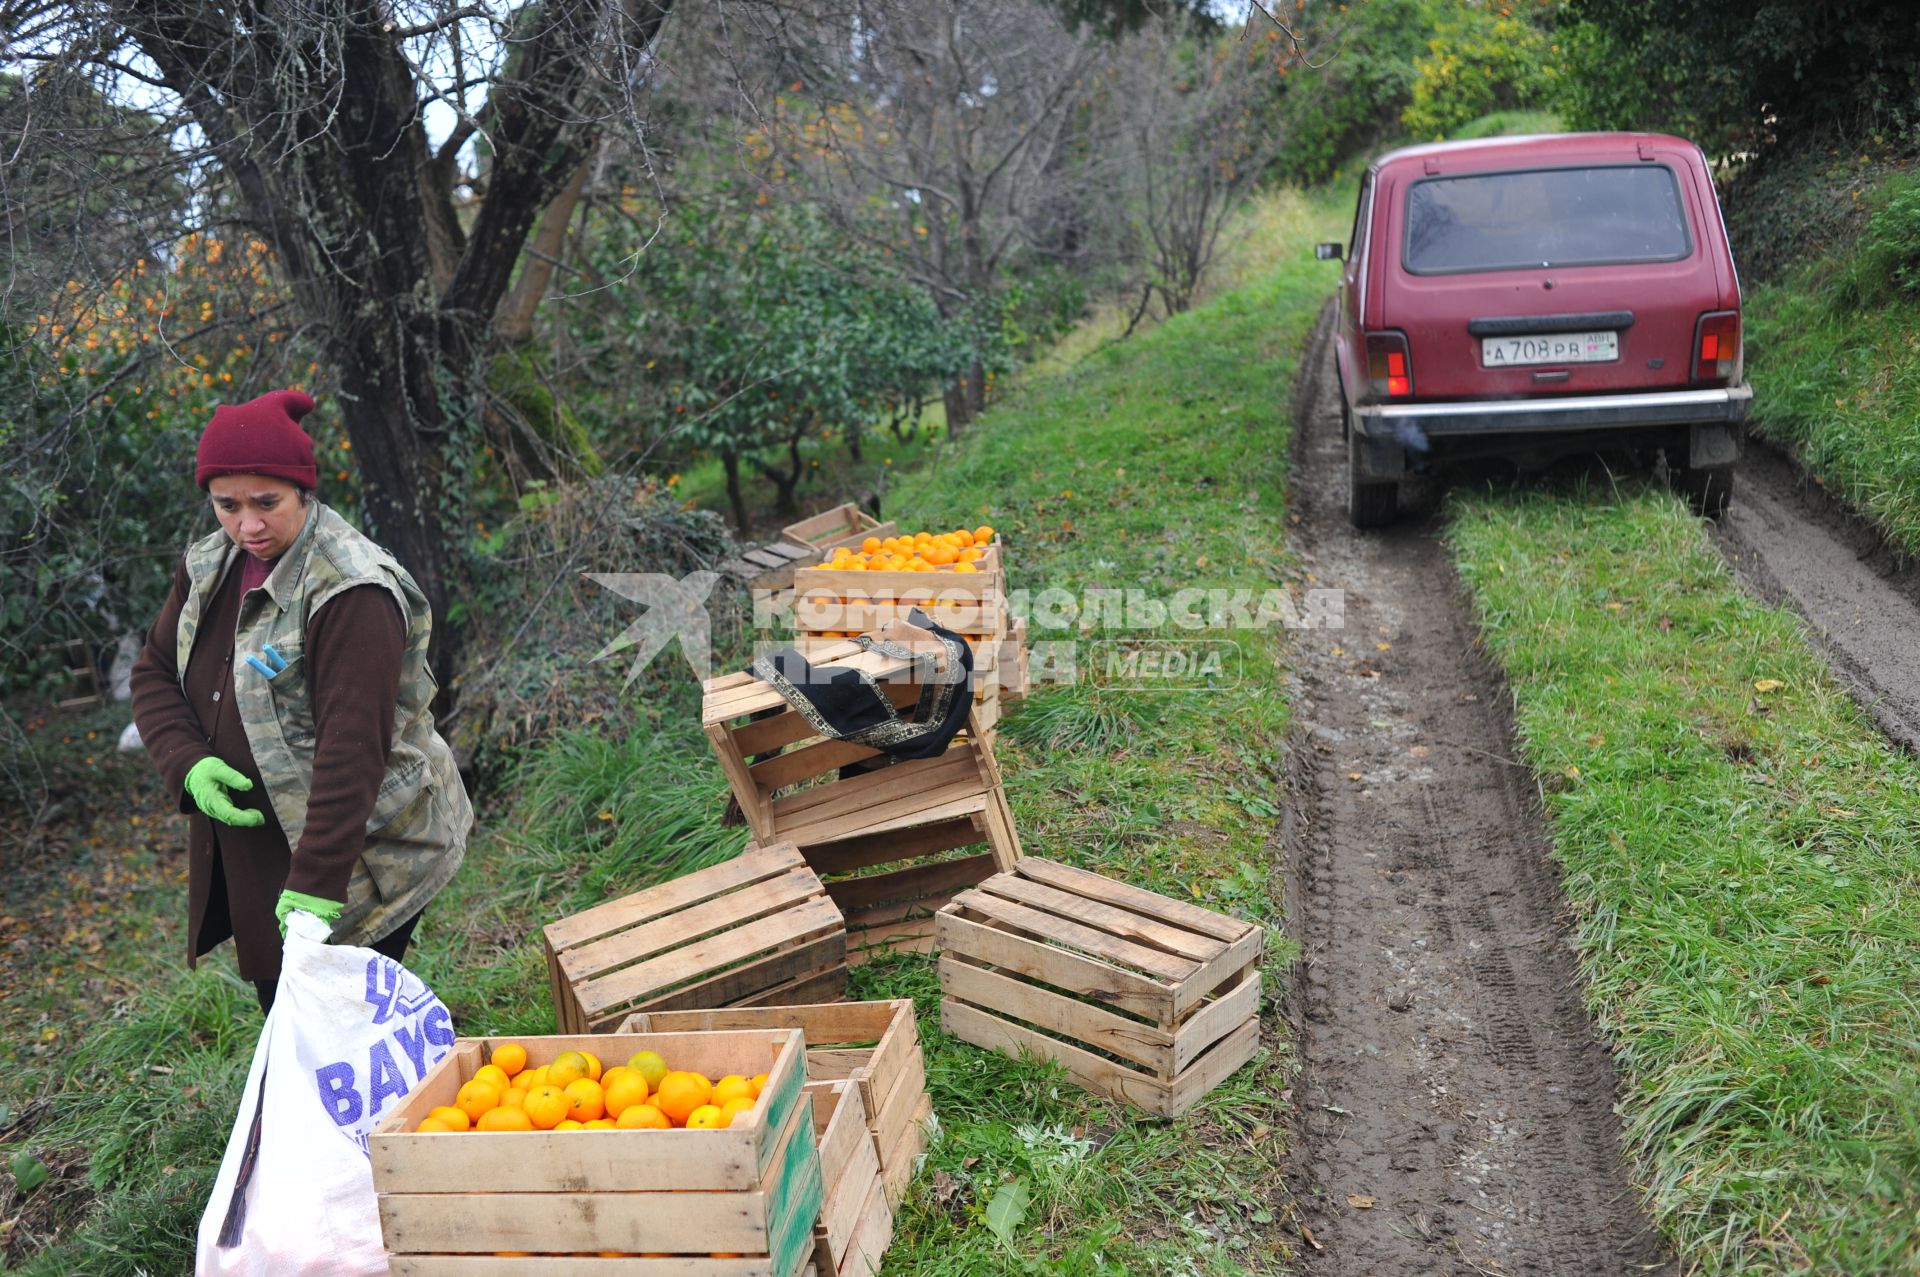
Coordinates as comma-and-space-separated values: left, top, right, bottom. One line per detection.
208, 475, 307, 560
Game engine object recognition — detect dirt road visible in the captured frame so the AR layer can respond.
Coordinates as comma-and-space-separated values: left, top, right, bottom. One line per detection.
1716, 440, 1920, 752
1280, 309, 1674, 1276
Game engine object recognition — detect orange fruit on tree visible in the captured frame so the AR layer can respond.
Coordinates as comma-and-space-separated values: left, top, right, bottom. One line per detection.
626, 1051, 670, 1091
604, 1072, 651, 1119
653, 1072, 712, 1125
684, 1104, 728, 1130
476, 1106, 534, 1132
713, 1075, 754, 1107
749, 1073, 769, 1098
472, 1064, 511, 1093
548, 1051, 590, 1088
454, 1080, 501, 1123
615, 1103, 671, 1130
720, 1098, 756, 1126
523, 1084, 569, 1130
491, 1042, 528, 1078
427, 1105, 472, 1132
564, 1078, 605, 1122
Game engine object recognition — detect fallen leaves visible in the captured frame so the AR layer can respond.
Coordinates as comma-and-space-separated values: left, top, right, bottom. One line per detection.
1753, 678, 1786, 694
1346, 1193, 1376, 1209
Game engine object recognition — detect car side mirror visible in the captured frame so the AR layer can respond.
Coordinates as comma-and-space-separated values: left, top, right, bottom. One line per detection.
1315, 242, 1344, 262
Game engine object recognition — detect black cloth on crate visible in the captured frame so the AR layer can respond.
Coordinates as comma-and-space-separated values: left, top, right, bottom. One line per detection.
750, 609, 975, 762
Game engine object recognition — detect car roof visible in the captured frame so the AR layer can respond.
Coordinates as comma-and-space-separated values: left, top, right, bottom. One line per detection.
1371, 132, 1701, 176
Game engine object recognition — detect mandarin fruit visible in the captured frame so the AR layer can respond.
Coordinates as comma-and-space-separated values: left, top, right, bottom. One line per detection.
749, 1072, 769, 1098
454, 1081, 500, 1122
713, 1075, 754, 1107
471, 1064, 511, 1093
604, 1072, 651, 1119
490, 1042, 528, 1078
580, 1051, 604, 1083
654, 1071, 712, 1125
477, 1106, 534, 1132
548, 1051, 590, 1088
684, 1104, 728, 1130
427, 1105, 472, 1132
523, 1084, 569, 1130
627, 1051, 670, 1091
416, 1117, 455, 1133
720, 1097, 756, 1126
615, 1103, 671, 1130
555, 1119, 585, 1131
584, 1119, 617, 1130
564, 1078, 605, 1122
500, 1088, 528, 1111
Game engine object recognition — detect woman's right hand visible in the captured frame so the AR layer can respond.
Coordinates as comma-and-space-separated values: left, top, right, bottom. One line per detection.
183, 756, 267, 827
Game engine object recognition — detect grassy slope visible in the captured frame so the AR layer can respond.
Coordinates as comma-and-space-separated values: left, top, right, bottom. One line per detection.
1449, 481, 1920, 1276
0, 187, 1343, 1275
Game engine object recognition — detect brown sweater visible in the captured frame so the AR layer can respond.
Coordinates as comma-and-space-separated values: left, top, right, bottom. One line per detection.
130, 554, 404, 984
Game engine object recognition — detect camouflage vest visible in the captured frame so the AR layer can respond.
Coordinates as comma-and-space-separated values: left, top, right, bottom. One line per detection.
175, 500, 470, 946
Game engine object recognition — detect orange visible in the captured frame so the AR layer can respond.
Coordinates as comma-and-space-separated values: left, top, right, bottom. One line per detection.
476, 1106, 534, 1132
564, 1078, 606, 1122
720, 1097, 756, 1126
580, 1051, 604, 1083
654, 1071, 713, 1125
472, 1064, 511, 1093
975, 525, 994, 543
548, 1051, 590, 1088
491, 1042, 528, 1078
454, 1081, 501, 1123
955, 529, 975, 547
615, 1103, 671, 1130
713, 1075, 755, 1107
953, 562, 978, 573
684, 1104, 727, 1130
427, 1105, 472, 1132
523, 1084, 569, 1130
604, 1072, 651, 1120
555, 1119, 585, 1131
520, 1065, 548, 1090
749, 1073, 769, 1098
584, 1119, 617, 1130
500, 1088, 528, 1111
601, 1065, 633, 1090
627, 1051, 670, 1091
416, 1116, 456, 1133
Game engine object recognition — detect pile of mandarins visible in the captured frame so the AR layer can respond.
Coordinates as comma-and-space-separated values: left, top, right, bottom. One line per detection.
413, 1042, 765, 1133
822, 525, 995, 572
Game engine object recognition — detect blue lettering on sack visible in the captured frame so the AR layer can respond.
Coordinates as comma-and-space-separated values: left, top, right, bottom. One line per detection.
367, 1041, 408, 1119
394, 1022, 429, 1078
422, 1003, 454, 1047
317, 1062, 362, 1126
363, 956, 441, 1026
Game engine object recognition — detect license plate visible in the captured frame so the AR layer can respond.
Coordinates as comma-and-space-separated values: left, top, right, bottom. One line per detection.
1481, 331, 1619, 367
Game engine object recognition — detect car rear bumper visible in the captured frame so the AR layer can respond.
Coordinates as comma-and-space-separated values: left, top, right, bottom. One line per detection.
1352, 386, 1751, 437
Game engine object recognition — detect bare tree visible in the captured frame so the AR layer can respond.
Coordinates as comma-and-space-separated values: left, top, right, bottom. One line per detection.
1, 0, 673, 681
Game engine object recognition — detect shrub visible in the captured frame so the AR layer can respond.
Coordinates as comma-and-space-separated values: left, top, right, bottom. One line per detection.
1400, 3, 1555, 142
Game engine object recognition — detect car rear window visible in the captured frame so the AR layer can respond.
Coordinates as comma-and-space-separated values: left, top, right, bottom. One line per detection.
1403, 165, 1691, 274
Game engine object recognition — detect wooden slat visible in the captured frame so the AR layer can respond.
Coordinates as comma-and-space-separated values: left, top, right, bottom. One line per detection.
748, 737, 886, 791
1011, 858, 1252, 944
560, 867, 824, 982
598, 932, 848, 1023
938, 954, 1174, 1073
944, 889, 1199, 984
727, 679, 925, 758
736, 963, 851, 1010
977, 874, 1224, 964
834, 1177, 894, 1277
935, 910, 1173, 1023
771, 748, 973, 821
869, 1049, 927, 1169
778, 783, 988, 850
578, 896, 844, 1019
879, 1094, 934, 1209
1171, 969, 1261, 1074
798, 817, 983, 876
823, 854, 998, 914
545, 844, 804, 952
392, 1258, 782, 1276
1173, 927, 1264, 1018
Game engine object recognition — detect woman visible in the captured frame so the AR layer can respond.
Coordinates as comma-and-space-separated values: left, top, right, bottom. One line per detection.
131, 389, 470, 1013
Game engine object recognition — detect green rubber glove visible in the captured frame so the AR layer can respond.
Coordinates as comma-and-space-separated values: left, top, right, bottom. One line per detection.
184, 756, 266, 827
276, 889, 345, 935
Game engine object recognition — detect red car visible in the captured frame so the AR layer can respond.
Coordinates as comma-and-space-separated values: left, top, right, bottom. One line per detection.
1319, 132, 1749, 526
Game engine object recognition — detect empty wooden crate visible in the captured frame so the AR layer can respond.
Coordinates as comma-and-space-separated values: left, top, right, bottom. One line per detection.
782, 502, 897, 557
371, 1029, 820, 1276
544, 842, 847, 1034
936, 859, 1263, 1118
618, 999, 930, 1202
703, 643, 1021, 955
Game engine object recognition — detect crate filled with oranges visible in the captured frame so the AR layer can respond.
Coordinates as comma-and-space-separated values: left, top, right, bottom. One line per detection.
370, 1030, 821, 1276
790, 525, 1006, 640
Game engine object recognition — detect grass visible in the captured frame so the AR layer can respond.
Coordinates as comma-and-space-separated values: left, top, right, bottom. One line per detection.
1449, 477, 1920, 1276
0, 183, 1343, 1276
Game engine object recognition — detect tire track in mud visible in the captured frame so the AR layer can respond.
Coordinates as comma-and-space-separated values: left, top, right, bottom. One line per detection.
1279, 305, 1675, 1277
1715, 438, 1920, 752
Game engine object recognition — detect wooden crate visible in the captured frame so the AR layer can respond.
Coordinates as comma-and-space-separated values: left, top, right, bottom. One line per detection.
543, 843, 847, 1034
936, 859, 1264, 1118
880, 1094, 935, 1209
782, 503, 897, 557
617, 1000, 928, 1194
791, 543, 1007, 639
703, 646, 1021, 956
806, 1081, 893, 1277
996, 616, 1031, 706
371, 1030, 821, 1276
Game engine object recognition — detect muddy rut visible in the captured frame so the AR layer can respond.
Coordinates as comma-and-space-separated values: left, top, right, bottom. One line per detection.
1279, 308, 1674, 1276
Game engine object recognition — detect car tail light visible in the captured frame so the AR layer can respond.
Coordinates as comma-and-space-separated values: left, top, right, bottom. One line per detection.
1692, 311, 1740, 385
1366, 331, 1413, 399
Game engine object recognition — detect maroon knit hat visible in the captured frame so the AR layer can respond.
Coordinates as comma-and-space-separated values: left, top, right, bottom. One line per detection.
195, 389, 319, 490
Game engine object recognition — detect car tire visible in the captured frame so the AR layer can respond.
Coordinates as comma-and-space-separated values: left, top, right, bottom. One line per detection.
1679, 464, 1734, 519
1348, 432, 1398, 529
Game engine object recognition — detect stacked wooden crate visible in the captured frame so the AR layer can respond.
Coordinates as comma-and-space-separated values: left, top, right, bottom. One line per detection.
618, 999, 932, 1208
370, 1029, 821, 1275
543, 842, 847, 1033
781, 502, 897, 558
806, 1080, 891, 1277
703, 641, 1020, 956
936, 858, 1264, 1118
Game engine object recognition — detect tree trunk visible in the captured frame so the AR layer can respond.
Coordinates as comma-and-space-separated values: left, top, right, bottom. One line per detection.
943, 378, 974, 435
722, 449, 749, 534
